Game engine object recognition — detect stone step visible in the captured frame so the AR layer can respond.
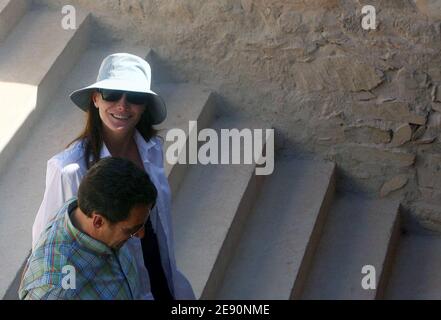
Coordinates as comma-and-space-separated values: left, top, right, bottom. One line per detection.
172, 116, 270, 299
216, 159, 336, 299
147, 50, 181, 85
0, 44, 212, 299
149, 50, 217, 195
384, 227, 441, 299
301, 194, 401, 300
0, 0, 29, 43
153, 82, 216, 197
0, 4, 90, 178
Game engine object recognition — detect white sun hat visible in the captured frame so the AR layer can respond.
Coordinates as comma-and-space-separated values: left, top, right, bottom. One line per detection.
69, 53, 166, 125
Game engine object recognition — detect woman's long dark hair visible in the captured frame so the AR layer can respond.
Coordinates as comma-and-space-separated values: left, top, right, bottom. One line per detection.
68, 97, 158, 169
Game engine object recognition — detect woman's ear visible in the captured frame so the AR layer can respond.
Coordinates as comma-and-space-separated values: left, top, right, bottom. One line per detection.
91, 91, 99, 108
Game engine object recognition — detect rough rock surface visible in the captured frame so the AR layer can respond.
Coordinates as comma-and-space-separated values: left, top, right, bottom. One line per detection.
380, 174, 409, 197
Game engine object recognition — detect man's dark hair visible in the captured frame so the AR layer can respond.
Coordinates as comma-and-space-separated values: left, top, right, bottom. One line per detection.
77, 157, 157, 223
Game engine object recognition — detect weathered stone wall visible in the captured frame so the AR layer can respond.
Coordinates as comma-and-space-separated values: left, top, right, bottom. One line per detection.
35, 0, 441, 230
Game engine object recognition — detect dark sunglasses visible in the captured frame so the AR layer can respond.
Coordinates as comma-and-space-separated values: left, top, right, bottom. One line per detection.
98, 89, 150, 105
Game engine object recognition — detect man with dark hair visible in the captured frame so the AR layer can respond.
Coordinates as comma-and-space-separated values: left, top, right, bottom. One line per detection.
19, 157, 157, 300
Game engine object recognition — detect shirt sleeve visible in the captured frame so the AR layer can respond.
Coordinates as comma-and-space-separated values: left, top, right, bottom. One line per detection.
32, 158, 82, 250
22, 285, 75, 300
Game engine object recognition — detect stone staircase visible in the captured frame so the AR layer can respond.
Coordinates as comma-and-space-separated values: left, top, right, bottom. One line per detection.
384, 223, 441, 299
0, 0, 90, 178
1, 1, 440, 300
216, 159, 335, 299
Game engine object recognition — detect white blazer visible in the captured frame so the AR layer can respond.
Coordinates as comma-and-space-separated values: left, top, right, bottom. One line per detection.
32, 130, 195, 300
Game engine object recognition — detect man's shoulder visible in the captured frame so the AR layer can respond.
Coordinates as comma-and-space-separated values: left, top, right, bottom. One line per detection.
27, 235, 75, 278
33, 199, 76, 247
20, 253, 71, 299
29, 206, 78, 268
20, 229, 80, 297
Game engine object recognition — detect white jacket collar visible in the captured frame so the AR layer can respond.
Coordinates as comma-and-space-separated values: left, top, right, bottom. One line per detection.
98, 129, 157, 162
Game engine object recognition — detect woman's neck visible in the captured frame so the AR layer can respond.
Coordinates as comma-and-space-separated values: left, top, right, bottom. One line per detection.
102, 127, 135, 157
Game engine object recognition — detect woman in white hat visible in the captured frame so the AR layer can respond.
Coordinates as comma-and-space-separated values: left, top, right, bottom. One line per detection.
31, 53, 195, 300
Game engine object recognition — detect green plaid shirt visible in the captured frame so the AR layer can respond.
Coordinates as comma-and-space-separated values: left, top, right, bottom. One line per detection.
19, 198, 141, 300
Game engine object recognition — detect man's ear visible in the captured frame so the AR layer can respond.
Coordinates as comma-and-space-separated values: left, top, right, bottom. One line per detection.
91, 213, 105, 229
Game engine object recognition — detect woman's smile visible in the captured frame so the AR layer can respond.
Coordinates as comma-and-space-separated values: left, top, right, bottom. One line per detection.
110, 113, 132, 121
106, 109, 137, 129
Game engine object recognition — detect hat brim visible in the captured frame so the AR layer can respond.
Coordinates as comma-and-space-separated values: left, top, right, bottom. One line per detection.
69, 79, 167, 125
